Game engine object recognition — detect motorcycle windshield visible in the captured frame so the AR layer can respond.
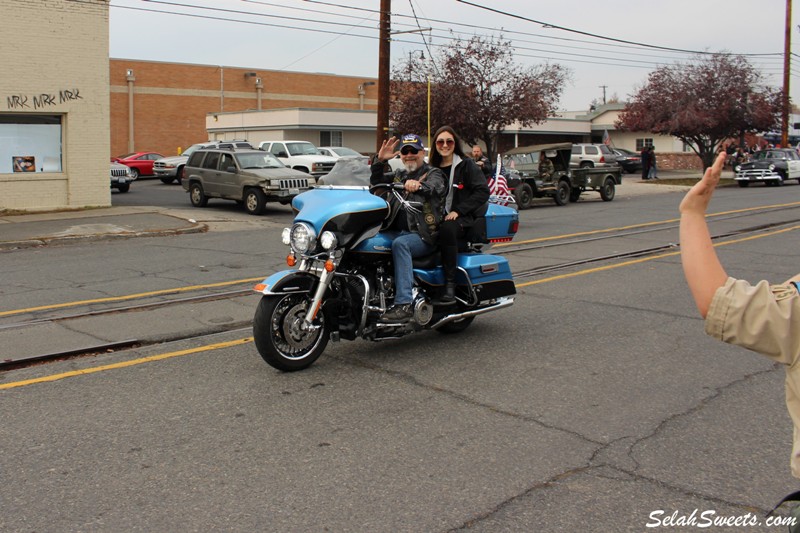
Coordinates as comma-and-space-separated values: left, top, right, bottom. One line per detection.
316, 158, 371, 187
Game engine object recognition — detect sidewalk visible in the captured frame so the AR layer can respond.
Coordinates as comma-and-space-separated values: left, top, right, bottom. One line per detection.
0, 206, 206, 251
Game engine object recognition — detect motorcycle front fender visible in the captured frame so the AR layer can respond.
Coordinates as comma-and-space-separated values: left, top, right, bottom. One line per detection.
253, 270, 318, 295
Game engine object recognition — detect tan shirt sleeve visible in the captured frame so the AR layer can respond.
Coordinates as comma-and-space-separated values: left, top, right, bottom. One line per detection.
704, 277, 800, 365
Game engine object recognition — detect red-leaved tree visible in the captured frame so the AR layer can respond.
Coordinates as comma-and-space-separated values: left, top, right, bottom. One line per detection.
390, 36, 569, 160
618, 54, 784, 169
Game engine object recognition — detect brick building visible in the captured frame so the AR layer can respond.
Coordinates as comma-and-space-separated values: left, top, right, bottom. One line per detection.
1, 0, 110, 210
110, 59, 378, 158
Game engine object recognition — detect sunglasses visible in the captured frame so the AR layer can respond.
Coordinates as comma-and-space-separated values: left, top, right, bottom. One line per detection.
436, 138, 455, 147
400, 147, 420, 155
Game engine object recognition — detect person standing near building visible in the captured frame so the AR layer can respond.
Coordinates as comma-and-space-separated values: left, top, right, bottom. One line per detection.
647, 146, 659, 180
641, 144, 652, 180
472, 145, 493, 179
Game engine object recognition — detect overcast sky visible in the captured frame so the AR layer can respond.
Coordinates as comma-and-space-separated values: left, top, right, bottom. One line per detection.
109, 0, 799, 111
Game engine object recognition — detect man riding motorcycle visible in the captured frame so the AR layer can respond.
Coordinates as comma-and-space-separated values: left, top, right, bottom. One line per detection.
370, 133, 447, 323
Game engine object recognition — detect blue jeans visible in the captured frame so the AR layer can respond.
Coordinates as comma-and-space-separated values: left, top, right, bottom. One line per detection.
386, 231, 436, 305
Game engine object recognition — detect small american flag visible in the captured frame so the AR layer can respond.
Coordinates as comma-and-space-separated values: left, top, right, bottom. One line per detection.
488, 154, 514, 206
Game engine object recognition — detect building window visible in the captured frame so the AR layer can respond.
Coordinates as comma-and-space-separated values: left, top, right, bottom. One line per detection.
0, 114, 63, 174
635, 138, 653, 151
320, 131, 342, 147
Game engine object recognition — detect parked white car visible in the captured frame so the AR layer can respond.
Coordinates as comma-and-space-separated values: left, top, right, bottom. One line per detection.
258, 141, 337, 178
317, 146, 369, 165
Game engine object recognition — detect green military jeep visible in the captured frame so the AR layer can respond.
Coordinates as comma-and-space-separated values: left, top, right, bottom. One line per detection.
502, 143, 622, 209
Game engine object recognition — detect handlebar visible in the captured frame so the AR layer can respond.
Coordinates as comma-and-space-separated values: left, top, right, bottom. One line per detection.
369, 182, 406, 194
369, 182, 423, 214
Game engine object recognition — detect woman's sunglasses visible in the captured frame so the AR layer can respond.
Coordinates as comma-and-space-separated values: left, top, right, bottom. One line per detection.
436, 138, 455, 147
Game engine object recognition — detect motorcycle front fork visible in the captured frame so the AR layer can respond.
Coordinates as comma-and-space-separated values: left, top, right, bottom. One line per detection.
302, 266, 334, 327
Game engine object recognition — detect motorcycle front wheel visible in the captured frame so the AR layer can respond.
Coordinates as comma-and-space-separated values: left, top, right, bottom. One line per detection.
253, 293, 330, 372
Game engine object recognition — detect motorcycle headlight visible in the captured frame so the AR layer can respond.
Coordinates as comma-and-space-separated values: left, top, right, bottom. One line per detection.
281, 227, 291, 245
320, 231, 337, 251
291, 222, 316, 253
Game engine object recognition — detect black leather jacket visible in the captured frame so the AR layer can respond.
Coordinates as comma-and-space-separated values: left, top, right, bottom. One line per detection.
370, 161, 447, 245
441, 155, 490, 228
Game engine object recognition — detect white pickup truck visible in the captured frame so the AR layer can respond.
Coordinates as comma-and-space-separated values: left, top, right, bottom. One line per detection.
258, 141, 336, 179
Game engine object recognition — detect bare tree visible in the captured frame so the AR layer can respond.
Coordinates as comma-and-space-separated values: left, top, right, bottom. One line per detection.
390, 36, 569, 160
618, 54, 784, 169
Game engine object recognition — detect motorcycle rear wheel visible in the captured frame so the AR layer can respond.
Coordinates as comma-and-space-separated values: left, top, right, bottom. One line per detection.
253, 294, 329, 371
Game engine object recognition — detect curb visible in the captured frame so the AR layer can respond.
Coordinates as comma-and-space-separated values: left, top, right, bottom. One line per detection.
0, 223, 208, 251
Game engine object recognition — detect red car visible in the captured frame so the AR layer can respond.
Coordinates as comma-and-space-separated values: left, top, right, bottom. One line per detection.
111, 151, 165, 179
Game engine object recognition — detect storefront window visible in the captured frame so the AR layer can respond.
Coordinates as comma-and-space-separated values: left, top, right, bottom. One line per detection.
0, 114, 63, 174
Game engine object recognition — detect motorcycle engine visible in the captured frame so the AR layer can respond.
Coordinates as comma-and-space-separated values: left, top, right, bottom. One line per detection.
413, 297, 433, 326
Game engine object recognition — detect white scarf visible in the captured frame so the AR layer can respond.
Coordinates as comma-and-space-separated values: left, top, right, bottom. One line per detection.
444, 153, 462, 213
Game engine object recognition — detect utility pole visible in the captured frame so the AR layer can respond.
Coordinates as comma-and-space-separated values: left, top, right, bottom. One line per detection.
376, 0, 391, 152
781, 0, 791, 147
598, 85, 607, 105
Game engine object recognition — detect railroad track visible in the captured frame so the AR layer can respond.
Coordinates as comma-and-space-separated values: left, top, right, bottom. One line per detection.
513, 217, 800, 279
0, 288, 259, 370
495, 203, 800, 256
3, 203, 799, 370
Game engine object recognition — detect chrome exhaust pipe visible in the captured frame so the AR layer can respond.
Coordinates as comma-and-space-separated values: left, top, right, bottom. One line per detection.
431, 297, 514, 329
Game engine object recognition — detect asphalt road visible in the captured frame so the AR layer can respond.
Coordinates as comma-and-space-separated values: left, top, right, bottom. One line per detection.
3, 181, 800, 532
112, 175, 212, 208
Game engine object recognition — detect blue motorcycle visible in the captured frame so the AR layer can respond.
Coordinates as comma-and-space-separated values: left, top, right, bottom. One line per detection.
252, 161, 519, 371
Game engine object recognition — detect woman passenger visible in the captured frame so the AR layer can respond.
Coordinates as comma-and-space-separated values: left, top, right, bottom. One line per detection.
429, 125, 490, 304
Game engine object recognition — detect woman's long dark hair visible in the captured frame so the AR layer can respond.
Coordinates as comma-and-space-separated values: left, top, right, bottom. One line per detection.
430, 125, 467, 168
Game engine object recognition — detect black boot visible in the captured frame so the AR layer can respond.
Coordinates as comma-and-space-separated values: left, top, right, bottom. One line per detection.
380, 304, 413, 323
437, 245, 458, 305
440, 282, 456, 304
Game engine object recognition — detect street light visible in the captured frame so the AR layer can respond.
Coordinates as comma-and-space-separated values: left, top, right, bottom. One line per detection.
358, 81, 375, 111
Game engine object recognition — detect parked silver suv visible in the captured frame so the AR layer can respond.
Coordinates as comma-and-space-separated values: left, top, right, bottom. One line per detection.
570, 143, 618, 168
183, 148, 312, 215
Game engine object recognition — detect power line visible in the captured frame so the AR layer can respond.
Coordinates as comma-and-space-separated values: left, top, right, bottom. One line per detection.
454, 0, 785, 58
110, 1, 796, 85
113, 4, 380, 39
139, 0, 376, 30
304, 0, 792, 58
125, 0, 792, 67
